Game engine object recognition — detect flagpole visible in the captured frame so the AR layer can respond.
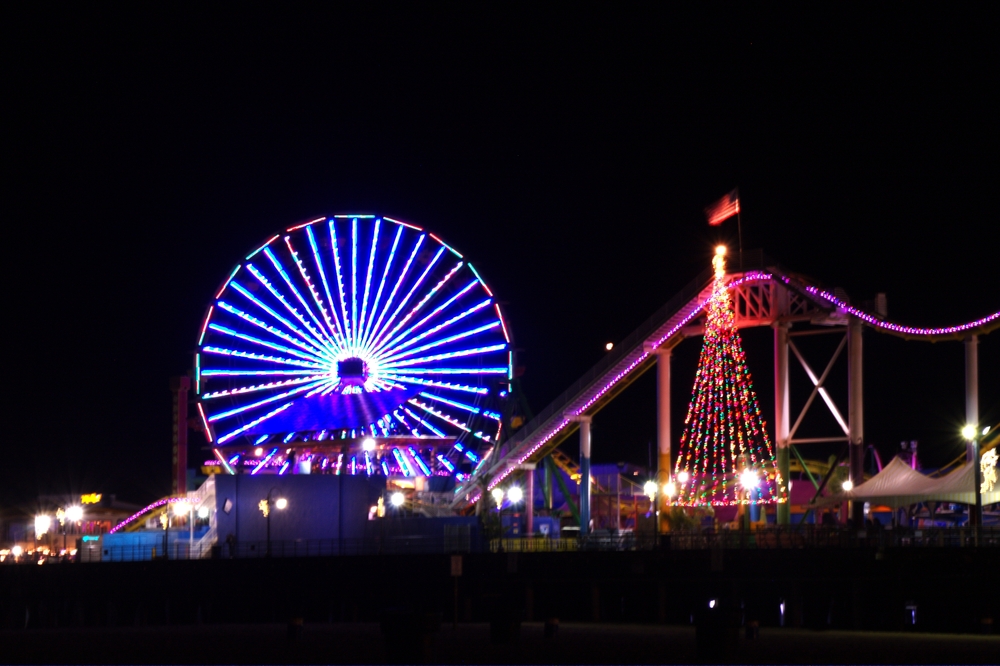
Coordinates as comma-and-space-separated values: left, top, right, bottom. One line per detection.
736, 188, 743, 271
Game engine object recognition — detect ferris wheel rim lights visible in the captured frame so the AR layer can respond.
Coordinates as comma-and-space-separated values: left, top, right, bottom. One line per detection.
197, 215, 510, 478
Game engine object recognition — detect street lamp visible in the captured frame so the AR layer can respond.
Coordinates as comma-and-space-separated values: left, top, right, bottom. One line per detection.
962, 424, 983, 535
259, 489, 287, 557
35, 515, 51, 542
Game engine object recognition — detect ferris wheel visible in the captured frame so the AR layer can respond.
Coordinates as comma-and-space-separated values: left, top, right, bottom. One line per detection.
195, 214, 512, 480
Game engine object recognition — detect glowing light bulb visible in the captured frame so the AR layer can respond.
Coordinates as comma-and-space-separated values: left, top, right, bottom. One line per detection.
65, 505, 83, 522
842, 479, 854, 492
643, 480, 657, 498
173, 501, 192, 517
255, 447, 264, 456
35, 515, 51, 537
390, 491, 405, 507
362, 437, 377, 452
961, 424, 977, 440
605, 342, 614, 351
491, 487, 505, 506
664, 481, 677, 497
715, 245, 727, 256
677, 470, 690, 484
740, 469, 759, 489
274, 498, 288, 510
507, 486, 523, 503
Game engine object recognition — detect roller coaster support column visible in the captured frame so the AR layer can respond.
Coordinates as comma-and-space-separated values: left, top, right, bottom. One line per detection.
848, 315, 865, 526
774, 320, 791, 525
567, 414, 593, 534
965, 334, 979, 464
521, 463, 536, 536
653, 347, 672, 533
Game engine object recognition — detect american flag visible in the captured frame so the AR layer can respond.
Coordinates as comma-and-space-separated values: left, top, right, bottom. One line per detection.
705, 189, 740, 226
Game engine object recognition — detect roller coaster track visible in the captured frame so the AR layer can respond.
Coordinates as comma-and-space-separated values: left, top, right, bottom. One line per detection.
452, 253, 999, 510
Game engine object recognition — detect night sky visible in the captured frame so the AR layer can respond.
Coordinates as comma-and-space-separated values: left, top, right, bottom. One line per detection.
6, 6, 998, 511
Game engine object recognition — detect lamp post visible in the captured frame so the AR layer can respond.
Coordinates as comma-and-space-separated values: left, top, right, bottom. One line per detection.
507, 485, 523, 536
962, 424, 983, 541
259, 489, 287, 557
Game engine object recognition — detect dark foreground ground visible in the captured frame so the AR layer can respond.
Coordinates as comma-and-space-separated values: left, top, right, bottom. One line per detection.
4, 621, 998, 665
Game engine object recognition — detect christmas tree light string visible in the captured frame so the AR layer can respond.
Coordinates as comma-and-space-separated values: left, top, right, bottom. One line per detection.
673, 246, 786, 507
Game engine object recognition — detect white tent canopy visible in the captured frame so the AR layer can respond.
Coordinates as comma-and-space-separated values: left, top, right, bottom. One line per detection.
813, 456, 1000, 509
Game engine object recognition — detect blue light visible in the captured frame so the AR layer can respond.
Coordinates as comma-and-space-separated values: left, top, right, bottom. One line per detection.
377, 296, 491, 359
359, 224, 403, 350
388, 367, 508, 375
329, 219, 353, 350
408, 447, 432, 475
418, 392, 480, 414
368, 247, 446, 352
218, 402, 294, 443
381, 374, 488, 395
263, 247, 332, 345
245, 234, 279, 260
251, 448, 279, 475
436, 455, 455, 472
385, 343, 507, 369
230, 280, 326, 352
467, 263, 493, 296
202, 346, 324, 369
247, 261, 329, 348
283, 432, 297, 443
278, 461, 290, 475
228, 454, 241, 465
358, 219, 380, 349
374, 259, 463, 354
381, 460, 389, 476
255, 435, 270, 444
307, 225, 346, 346
364, 234, 425, 355
214, 301, 327, 358
364, 450, 374, 476
402, 407, 446, 437
206, 379, 326, 422
351, 218, 359, 348
380, 322, 502, 364
392, 448, 413, 476
208, 324, 323, 362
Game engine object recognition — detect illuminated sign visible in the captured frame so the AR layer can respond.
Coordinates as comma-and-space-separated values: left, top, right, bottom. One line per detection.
82, 535, 100, 542
81, 493, 102, 504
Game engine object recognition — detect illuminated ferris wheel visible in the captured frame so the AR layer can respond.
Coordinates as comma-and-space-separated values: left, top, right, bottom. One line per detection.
195, 215, 512, 480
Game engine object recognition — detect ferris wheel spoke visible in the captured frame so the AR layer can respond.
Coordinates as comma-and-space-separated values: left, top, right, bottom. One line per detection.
363, 233, 425, 355
201, 375, 328, 400
306, 226, 348, 349
388, 367, 507, 376
370, 259, 463, 357
365, 246, 446, 355
207, 324, 327, 363
229, 280, 330, 357
381, 374, 487, 395
377, 321, 501, 365
383, 343, 508, 369
281, 237, 342, 348
359, 224, 403, 352
402, 406, 447, 437
357, 218, 380, 352
202, 369, 320, 377
372, 292, 489, 362
216, 402, 296, 444
392, 411, 420, 439
206, 377, 330, 422
201, 345, 326, 369
329, 220, 355, 351
351, 218, 360, 348
215, 301, 332, 361
247, 261, 332, 352
408, 398, 470, 432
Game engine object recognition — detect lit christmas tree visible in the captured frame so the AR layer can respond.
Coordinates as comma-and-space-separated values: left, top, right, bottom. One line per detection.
673, 247, 785, 507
